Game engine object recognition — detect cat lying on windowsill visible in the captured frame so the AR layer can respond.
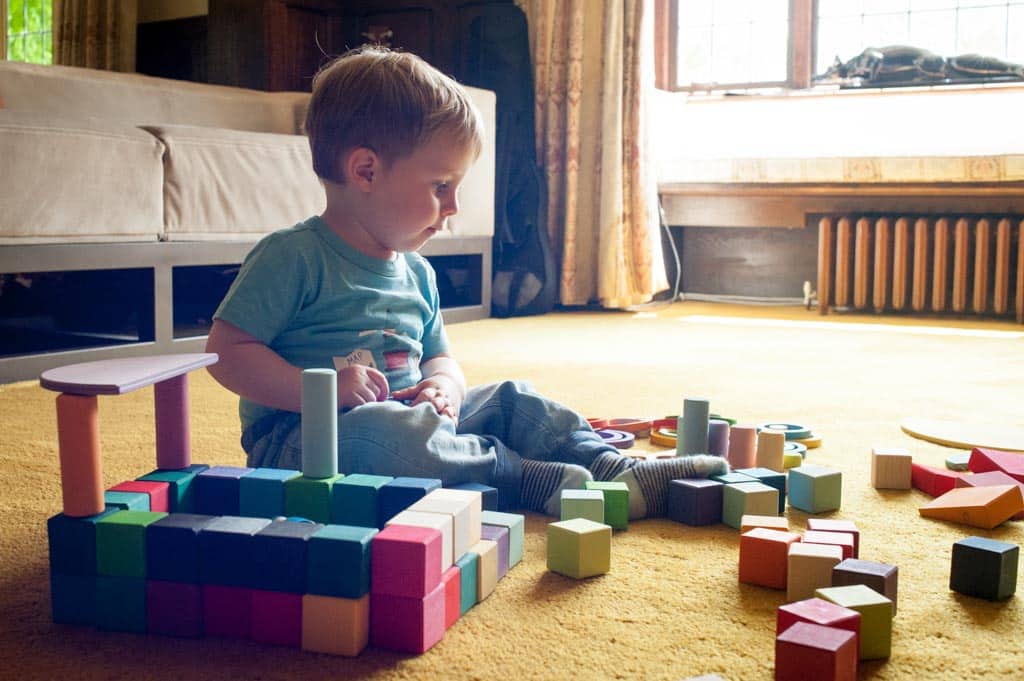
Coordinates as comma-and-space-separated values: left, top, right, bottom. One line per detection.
817, 45, 1024, 88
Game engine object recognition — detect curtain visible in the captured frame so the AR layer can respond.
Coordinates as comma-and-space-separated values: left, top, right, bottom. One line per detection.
516, 0, 667, 308
53, 0, 137, 72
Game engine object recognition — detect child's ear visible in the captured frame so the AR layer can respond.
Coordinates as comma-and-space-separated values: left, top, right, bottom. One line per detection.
345, 147, 379, 191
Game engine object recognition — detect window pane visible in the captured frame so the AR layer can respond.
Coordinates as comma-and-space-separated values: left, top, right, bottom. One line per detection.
10, 0, 25, 34
712, 22, 752, 83
750, 20, 789, 81
957, 6, 1007, 54
816, 16, 865, 74
9, 36, 25, 61
679, 25, 714, 83
862, 12, 911, 46
715, 0, 752, 23
1010, 6, 1024, 63
681, 0, 715, 26
910, 0, 957, 9
818, 0, 864, 18
909, 9, 958, 54
957, 0, 1003, 7
864, 0, 908, 13
28, 0, 43, 32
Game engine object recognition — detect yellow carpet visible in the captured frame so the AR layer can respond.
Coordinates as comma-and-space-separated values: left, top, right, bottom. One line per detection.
2, 302, 1023, 680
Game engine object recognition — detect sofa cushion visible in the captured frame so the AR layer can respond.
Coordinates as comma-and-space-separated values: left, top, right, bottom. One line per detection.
142, 124, 326, 242
0, 111, 164, 244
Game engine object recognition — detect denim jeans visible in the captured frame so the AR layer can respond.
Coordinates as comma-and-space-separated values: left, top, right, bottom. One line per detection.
240, 380, 614, 511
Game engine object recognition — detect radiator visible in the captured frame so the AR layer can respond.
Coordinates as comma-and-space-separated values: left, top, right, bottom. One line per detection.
816, 214, 1024, 323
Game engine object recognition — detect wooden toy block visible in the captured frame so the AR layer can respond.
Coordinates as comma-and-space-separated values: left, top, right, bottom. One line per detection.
918, 484, 1024, 529
777, 597, 861, 651
196, 465, 255, 516
387, 510, 454, 571
956, 470, 1024, 519
788, 464, 842, 514
139, 464, 209, 512
330, 474, 393, 528
103, 490, 150, 511
470, 539, 499, 600
723, 482, 779, 529
248, 519, 324, 592
306, 524, 378, 599
95, 575, 147, 632
408, 487, 483, 563
110, 480, 170, 512
950, 536, 1019, 600
370, 580, 446, 653
251, 589, 303, 647
50, 573, 95, 626
871, 447, 912, 489
783, 451, 803, 469
145, 513, 218, 583
711, 471, 757, 485
47, 508, 119, 576
806, 519, 860, 558
815, 584, 893, 660
910, 462, 961, 497
728, 424, 757, 469
454, 551, 479, 615
54, 393, 104, 517
945, 451, 971, 471
787, 542, 844, 602
147, 580, 203, 637
755, 428, 786, 472
482, 510, 525, 568
775, 621, 857, 681
968, 446, 1024, 483
803, 530, 855, 560
202, 584, 252, 638
301, 368, 338, 479
449, 481, 499, 511
832, 558, 899, 615
442, 565, 461, 629
96, 510, 168, 578
481, 524, 510, 580
198, 516, 272, 587
707, 419, 730, 458
740, 514, 789, 534
735, 467, 787, 514
370, 523, 443, 599
378, 477, 442, 528
285, 473, 344, 523
738, 527, 801, 590
547, 517, 611, 579
668, 478, 723, 526
301, 594, 370, 656
680, 397, 710, 456
585, 480, 629, 530
239, 467, 302, 518
560, 489, 605, 523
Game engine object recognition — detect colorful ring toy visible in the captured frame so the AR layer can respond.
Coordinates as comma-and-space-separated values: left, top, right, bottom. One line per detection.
596, 428, 636, 449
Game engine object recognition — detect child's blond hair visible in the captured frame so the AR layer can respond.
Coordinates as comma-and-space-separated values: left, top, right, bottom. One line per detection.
305, 45, 483, 183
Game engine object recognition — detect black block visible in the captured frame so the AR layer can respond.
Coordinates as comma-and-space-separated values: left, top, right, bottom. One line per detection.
198, 515, 271, 586
377, 477, 442, 528
146, 513, 219, 583
950, 536, 1019, 601
247, 520, 324, 592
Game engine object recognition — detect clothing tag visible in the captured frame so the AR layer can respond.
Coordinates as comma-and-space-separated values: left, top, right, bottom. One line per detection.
335, 349, 377, 370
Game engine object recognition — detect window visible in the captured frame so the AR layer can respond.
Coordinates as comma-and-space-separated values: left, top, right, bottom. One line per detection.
5, 0, 53, 64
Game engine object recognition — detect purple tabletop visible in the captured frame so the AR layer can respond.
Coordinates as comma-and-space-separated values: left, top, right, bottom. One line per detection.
39, 353, 218, 395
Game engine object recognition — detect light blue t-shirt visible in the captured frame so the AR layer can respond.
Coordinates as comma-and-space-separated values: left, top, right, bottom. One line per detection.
214, 215, 450, 430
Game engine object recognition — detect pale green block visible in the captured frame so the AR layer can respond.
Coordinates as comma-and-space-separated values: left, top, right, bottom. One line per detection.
481, 510, 525, 567
284, 474, 344, 523
547, 517, 611, 579
560, 489, 605, 523
815, 584, 893, 660
585, 481, 629, 530
788, 464, 842, 513
722, 482, 779, 529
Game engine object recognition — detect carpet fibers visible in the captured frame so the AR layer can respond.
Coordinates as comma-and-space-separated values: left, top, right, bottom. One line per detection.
2, 302, 1022, 680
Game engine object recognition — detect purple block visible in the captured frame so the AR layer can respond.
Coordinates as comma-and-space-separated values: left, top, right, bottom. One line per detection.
708, 419, 731, 458
667, 478, 724, 526
202, 584, 251, 639
147, 580, 203, 637
251, 589, 302, 647
370, 581, 446, 653
480, 524, 509, 580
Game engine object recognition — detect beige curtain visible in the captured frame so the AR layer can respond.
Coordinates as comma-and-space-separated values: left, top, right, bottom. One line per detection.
517, 0, 667, 308
53, 0, 137, 72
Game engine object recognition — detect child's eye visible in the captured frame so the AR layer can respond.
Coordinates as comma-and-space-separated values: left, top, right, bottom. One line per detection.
435, 182, 451, 195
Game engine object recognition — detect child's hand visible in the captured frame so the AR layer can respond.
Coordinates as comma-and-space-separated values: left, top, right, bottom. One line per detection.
391, 377, 460, 423
336, 365, 389, 409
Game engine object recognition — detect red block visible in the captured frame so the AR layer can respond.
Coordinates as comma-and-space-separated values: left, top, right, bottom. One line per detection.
251, 589, 302, 647
805, 519, 860, 558
147, 580, 203, 637
110, 480, 170, 512
957, 470, 1024, 520
442, 565, 461, 630
969, 447, 1024, 483
777, 597, 861, 654
803, 530, 855, 560
739, 528, 802, 590
202, 584, 251, 639
370, 580, 446, 653
776, 621, 857, 681
371, 524, 443, 599
911, 463, 961, 497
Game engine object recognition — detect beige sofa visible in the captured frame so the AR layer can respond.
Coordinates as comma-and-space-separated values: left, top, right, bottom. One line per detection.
0, 61, 496, 382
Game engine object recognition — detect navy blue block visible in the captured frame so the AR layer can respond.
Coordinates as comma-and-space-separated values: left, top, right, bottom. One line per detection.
377, 477, 442, 528
331, 474, 392, 528
195, 466, 254, 516
95, 575, 147, 632
198, 516, 271, 586
449, 482, 499, 511
239, 468, 302, 519
139, 464, 210, 512
50, 573, 95, 625
47, 508, 120, 576
667, 478, 724, 526
146, 513, 219, 583
306, 525, 378, 598
247, 520, 324, 592
735, 467, 787, 514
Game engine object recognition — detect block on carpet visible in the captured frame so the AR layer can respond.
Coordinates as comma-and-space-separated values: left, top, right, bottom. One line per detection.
307, 524, 378, 599
740, 514, 789, 534
560, 488, 605, 523
370, 523, 443, 599
668, 478, 723, 526
197, 515, 272, 587
441, 565, 461, 629
735, 467, 787, 514
454, 551, 479, 615
470, 538, 499, 601
480, 523, 510, 580
787, 542, 844, 602
788, 464, 842, 514
711, 471, 757, 485
202, 584, 252, 639
950, 536, 1019, 601
756, 429, 786, 472
138, 464, 209, 512
870, 447, 912, 489
723, 482, 779, 529
448, 481, 499, 511
239, 467, 301, 519
775, 621, 857, 681
803, 530, 855, 560
251, 589, 302, 647
378, 477, 442, 528
50, 573, 95, 626
408, 487, 483, 563
330, 474, 392, 528
285, 474, 343, 523
547, 517, 611, 579
103, 490, 150, 511
301, 593, 370, 656
815, 584, 893, 660
47, 508, 119, 576
777, 597, 861, 651
911, 462, 961, 497
145, 512, 218, 583
96, 510, 167, 578
832, 558, 900, 615
481, 510, 525, 568
110, 480, 170, 512
968, 446, 1024, 483
370, 581, 446, 654
95, 575, 146, 632
806, 519, 860, 558
955, 470, 1024, 520
918, 484, 1024, 529
248, 519, 324, 592
738, 527, 801, 590
585, 480, 629, 529
195, 465, 254, 516
387, 509, 454, 571
147, 580, 203, 637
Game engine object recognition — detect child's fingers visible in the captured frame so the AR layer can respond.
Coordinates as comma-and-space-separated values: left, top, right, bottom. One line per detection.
367, 368, 390, 401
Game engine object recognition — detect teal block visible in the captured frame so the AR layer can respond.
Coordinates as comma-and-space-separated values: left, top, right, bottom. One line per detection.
47, 508, 120, 576
585, 481, 629, 530
138, 464, 209, 512
788, 464, 842, 513
306, 524, 378, 598
96, 510, 168, 577
50, 573, 95, 625
711, 472, 757, 485
734, 467, 787, 514
481, 510, 525, 567
239, 467, 302, 518
331, 474, 392, 528
285, 474, 344, 523
103, 490, 149, 511
455, 551, 478, 615
722, 482, 778, 529
95, 575, 147, 632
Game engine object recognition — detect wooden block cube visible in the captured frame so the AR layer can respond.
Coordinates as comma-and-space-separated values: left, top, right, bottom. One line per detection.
198, 516, 272, 587
740, 514, 789, 534
815, 584, 893, 660
239, 467, 301, 519
147, 580, 203, 637
918, 484, 1024, 529
560, 489, 605, 523
95, 575, 146, 632
950, 536, 1019, 600
301, 593, 370, 656
585, 480, 629, 530
387, 510, 454, 571
284, 473, 344, 524
370, 580, 446, 654
110, 480, 170, 512
47, 508, 119, 577
871, 447, 912, 489
408, 488, 482, 564
911, 462, 961, 497
146, 513, 218, 583
195, 465, 254, 516
723, 482, 779, 529
202, 584, 252, 639
956, 470, 1024, 520
306, 524, 378, 599
370, 523, 443, 599
103, 490, 150, 511
775, 621, 857, 681
788, 465, 842, 514
448, 482, 499, 511
738, 527, 801, 590
469, 539, 499, 601
832, 558, 899, 615
251, 589, 303, 647
735, 467, 787, 514
330, 474, 393, 528
96, 510, 168, 578
806, 519, 860, 558
787, 542, 844, 602
50, 573, 95, 626
756, 429, 786, 472
668, 478, 723, 526
547, 518, 611, 579
378, 477, 442, 528
138, 464, 209, 513
968, 446, 1024, 483
777, 597, 861, 650
711, 471, 758, 485
454, 551, 478, 615
481, 510, 525, 568
248, 519, 323, 592
480, 524, 510, 580
803, 530, 855, 560
441, 565, 461, 629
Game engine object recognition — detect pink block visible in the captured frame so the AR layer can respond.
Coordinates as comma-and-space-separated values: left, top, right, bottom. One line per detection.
442, 566, 461, 630
251, 589, 302, 648
803, 530, 855, 560
110, 480, 170, 512
777, 597, 861, 654
805, 519, 860, 558
371, 524, 443, 598
969, 447, 1024, 483
957, 470, 1024, 519
728, 425, 757, 469
147, 580, 203, 637
202, 584, 251, 639
776, 621, 858, 681
370, 581, 446, 654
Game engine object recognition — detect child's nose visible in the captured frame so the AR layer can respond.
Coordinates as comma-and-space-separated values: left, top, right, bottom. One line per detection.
441, 193, 459, 217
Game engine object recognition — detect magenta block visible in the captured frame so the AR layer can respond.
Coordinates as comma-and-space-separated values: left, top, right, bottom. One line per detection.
370, 580, 446, 653
777, 597, 861, 654
251, 589, 302, 648
154, 374, 191, 470
202, 584, 251, 639
480, 524, 509, 580
147, 580, 203, 637
442, 566, 461, 630
371, 524, 443, 598
776, 621, 857, 681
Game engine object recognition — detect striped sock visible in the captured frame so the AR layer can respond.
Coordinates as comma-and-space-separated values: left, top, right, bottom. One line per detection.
520, 459, 593, 516
600, 454, 729, 518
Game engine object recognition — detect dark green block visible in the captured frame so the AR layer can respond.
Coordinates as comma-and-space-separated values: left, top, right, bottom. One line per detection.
138, 464, 209, 512
306, 524, 378, 598
47, 508, 119, 576
239, 467, 302, 519
103, 491, 150, 511
331, 474, 392, 528
455, 551, 478, 615
50, 573, 95, 625
285, 474, 343, 523
95, 575, 147, 632
711, 472, 757, 485
96, 511, 167, 578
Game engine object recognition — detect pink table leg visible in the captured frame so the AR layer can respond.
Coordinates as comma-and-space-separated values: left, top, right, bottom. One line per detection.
154, 374, 191, 470
55, 393, 104, 517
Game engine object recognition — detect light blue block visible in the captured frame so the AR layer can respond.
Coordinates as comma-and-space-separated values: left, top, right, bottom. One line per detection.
301, 369, 338, 478
239, 468, 302, 518
104, 490, 149, 511
788, 464, 842, 514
